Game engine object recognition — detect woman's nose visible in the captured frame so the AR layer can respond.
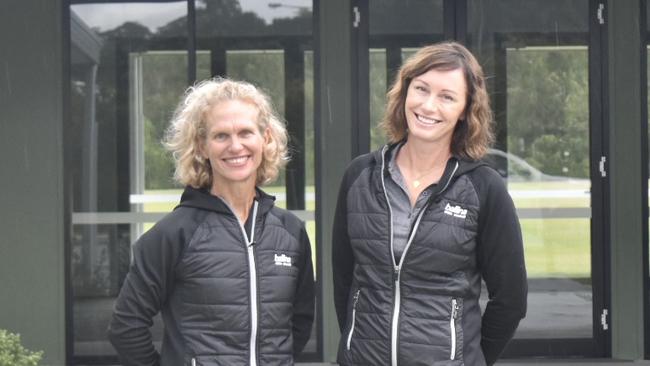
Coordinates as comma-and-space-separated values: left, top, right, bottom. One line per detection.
229, 136, 244, 151
422, 96, 439, 112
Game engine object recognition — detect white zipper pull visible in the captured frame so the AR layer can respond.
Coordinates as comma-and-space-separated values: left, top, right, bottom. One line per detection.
191, 358, 196, 366
353, 289, 360, 306
451, 299, 459, 319
346, 289, 361, 350
450, 299, 458, 360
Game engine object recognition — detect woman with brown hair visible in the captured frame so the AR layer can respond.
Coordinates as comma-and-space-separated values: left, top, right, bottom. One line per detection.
332, 42, 527, 366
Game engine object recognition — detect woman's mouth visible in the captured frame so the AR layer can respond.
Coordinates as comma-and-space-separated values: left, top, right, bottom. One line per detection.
415, 113, 442, 126
223, 156, 250, 166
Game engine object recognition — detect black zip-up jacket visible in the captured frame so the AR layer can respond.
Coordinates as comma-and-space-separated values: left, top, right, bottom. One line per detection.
332, 144, 527, 366
108, 186, 314, 366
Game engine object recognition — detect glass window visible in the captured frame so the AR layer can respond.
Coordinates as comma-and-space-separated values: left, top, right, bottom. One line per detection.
195, 0, 317, 356
468, 0, 592, 341
368, 0, 444, 151
646, 0, 650, 356
69, 2, 189, 358
70, 0, 316, 361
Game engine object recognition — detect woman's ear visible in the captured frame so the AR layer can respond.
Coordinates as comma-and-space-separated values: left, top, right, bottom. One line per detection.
197, 138, 208, 161
264, 127, 272, 145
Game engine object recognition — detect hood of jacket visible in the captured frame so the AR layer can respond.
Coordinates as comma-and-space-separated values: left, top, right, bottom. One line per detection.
176, 185, 277, 217
371, 141, 487, 195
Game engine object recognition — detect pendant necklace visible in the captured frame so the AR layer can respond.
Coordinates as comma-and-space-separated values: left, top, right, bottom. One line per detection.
412, 167, 437, 188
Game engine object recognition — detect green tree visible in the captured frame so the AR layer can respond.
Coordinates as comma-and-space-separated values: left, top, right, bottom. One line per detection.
506, 48, 589, 178
0, 330, 42, 366
141, 52, 188, 189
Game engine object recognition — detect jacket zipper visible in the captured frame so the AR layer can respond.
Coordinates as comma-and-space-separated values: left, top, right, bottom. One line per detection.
390, 209, 425, 366
380, 148, 460, 366
222, 199, 260, 366
191, 357, 196, 366
245, 202, 259, 366
450, 298, 459, 360
346, 289, 361, 350
379, 146, 399, 366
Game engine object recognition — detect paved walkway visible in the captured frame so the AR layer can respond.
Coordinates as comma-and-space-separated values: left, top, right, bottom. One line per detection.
296, 362, 650, 366
496, 361, 650, 365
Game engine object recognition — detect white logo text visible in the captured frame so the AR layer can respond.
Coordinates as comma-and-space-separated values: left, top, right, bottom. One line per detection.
444, 203, 467, 219
274, 253, 292, 267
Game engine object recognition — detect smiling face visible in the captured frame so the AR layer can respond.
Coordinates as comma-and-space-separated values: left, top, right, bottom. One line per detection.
200, 99, 267, 189
404, 67, 468, 148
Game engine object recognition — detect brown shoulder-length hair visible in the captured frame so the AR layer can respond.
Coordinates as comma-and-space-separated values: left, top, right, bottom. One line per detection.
380, 41, 494, 160
164, 77, 289, 189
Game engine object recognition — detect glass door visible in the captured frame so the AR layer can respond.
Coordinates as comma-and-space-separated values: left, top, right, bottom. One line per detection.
68, 0, 317, 363
359, 0, 607, 359
367, 0, 445, 152
468, 0, 607, 357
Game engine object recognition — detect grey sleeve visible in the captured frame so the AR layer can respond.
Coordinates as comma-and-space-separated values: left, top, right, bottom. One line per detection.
107, 221, 184, 366
292, 224, 315, 356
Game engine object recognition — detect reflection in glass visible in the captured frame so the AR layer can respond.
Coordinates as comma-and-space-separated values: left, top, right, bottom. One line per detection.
369, 49, 387, 151
368, 0, 444, 152
369, 0, 442, 35
195, 0, 316, 356
647, 3, 650, 352
70, 1, 187, 357
70, 0, 317, 360
468, 0, 591, 340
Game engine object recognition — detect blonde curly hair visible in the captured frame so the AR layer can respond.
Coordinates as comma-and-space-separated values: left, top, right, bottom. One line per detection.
164, 77, 289, 188
380, 42, 494, 160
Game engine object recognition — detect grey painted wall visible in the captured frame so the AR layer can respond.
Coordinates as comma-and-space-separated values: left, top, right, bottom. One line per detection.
608, 0, 646, 359
0, 0, 66, 364
0, 0, 648, 364
316, 0, 355, 361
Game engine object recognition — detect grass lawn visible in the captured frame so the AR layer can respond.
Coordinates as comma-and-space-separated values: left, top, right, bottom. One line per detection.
509, 180, 591, 278
139, 181, 593, 279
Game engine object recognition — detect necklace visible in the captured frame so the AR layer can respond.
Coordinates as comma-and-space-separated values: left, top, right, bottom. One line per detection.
411, 168, 437, 188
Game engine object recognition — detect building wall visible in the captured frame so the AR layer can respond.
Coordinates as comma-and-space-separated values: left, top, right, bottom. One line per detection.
0, 0, 648, 364
0, 0, 66, 364
608, 0, 646, 359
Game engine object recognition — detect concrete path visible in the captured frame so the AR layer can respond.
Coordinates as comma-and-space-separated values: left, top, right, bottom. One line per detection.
296, 362, 650, 366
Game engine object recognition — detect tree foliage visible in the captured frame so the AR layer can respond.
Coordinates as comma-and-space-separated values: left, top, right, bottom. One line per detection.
506, 48, 589, 178
115, 0, 314, 188
0, 330, 42, 366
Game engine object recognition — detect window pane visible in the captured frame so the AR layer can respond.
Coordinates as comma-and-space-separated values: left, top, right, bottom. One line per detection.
70, 1, 188, 357
468, 0, 591, 339
368, 0, 444, 151
195, 0, 318, 356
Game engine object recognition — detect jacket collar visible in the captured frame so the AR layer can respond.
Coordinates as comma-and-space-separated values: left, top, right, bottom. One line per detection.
176, 185, 275, 217
374, 140, 487, 194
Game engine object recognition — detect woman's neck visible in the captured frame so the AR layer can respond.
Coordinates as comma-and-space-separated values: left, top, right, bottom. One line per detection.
398, 139, 451, 173
210, 180, 257, 223
396, 139, 451, 206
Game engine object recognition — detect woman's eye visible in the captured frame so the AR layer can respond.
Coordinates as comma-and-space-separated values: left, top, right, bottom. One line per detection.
441, 94, 455, 102
214, 133, 228, 141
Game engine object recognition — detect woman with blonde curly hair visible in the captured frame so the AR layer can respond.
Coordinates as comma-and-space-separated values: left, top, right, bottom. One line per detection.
333, 42, 527, 366
109, 78, 314, 366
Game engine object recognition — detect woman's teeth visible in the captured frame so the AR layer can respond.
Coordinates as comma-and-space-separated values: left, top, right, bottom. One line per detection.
417, 114, 441, 125
225, 156, 248, 164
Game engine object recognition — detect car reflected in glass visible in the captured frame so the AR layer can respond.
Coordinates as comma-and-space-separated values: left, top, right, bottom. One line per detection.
483, 148, 583, 182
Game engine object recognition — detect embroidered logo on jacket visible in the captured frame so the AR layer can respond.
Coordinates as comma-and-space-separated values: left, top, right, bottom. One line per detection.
274, 253, 292, 267
444, 203, 468, 219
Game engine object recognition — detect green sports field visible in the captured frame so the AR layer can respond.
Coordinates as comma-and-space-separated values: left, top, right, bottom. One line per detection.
141, 180, 593, 279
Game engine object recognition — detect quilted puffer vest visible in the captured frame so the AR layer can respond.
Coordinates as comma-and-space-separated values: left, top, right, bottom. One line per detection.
337, 149, 486, 366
